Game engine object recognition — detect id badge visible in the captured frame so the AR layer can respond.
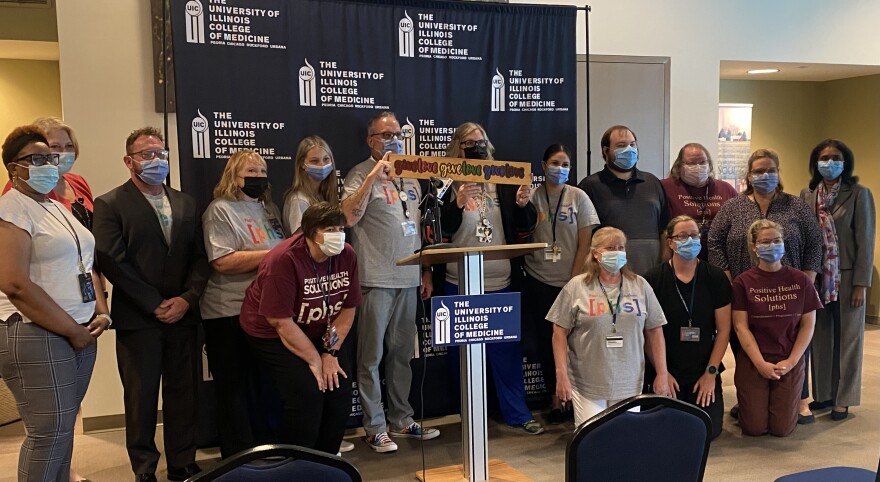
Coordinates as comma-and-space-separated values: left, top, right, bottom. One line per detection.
78, 272, 97, 303
544, 246, 561, 262
606, 335, 623, 348
680, 326, 701, 342
401, 220, 417, 237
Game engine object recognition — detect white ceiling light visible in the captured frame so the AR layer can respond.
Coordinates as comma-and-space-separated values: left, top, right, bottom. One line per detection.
747, 68, 780, 75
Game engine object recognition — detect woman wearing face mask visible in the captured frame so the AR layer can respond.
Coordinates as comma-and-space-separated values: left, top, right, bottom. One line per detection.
661, 143, 737, 261
283, 136, 340, 234
0, 126, 110, 481
523, 144, 599, 424
800, 139, 875, 421
201, 149, 286, 458
438, 122, 543, 435
240, 202, 360, 454
708, 148, 822, 422
643, 216, 731, 439
547, 227, 670, 426
732, 220, 821, 437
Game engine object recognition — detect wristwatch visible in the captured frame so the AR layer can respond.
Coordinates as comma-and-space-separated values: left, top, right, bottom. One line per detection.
706, 365, 718, 375
325, 348, 339, 358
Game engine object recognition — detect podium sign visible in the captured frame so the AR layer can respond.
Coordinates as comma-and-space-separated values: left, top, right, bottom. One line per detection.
432, 293, 521, 347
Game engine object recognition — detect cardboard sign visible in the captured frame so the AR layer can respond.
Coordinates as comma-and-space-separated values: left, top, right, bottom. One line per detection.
432, 293, 521, 346
389, 154, 532, 186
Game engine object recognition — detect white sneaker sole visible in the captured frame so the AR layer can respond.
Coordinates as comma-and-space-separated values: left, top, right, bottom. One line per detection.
390, 429, 441, 440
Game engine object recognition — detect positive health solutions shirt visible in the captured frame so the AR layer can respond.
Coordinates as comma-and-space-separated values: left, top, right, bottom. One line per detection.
240, 233, 362, 342
732, 266, 822, 357
200, 198, 286, 320
546, 273, 666, 400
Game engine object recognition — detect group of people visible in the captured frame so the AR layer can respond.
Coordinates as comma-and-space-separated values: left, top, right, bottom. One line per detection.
0, 115, 873, 482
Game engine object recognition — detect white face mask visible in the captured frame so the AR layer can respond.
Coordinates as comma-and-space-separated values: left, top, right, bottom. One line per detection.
319, 231, 346, 257
681, 163, 710, 187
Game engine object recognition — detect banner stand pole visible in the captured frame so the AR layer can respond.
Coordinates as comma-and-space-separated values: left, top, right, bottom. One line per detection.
578, 5, 592, 175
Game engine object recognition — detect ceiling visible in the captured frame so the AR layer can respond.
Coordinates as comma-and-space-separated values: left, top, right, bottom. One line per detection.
721, 60, 880, 82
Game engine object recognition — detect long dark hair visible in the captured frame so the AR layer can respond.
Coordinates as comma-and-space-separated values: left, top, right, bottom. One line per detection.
542, 143, 571, 162
808, 138, 857, 189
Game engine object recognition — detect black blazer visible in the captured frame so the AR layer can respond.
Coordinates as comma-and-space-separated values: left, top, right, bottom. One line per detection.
93, 180, 209, 330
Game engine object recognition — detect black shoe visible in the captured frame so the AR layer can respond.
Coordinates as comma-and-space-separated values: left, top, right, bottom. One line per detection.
135, 474, 157, 482
830, 407, 849, 421
546, 408, 565, 425
808, 400, 834, 411
730, 405, 739, 420
167, 463, 202, 481
797, 413, 815, 425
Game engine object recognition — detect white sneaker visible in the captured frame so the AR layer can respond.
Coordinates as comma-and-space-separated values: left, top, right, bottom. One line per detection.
364, 432, 398, 453
339, 440, 354, 453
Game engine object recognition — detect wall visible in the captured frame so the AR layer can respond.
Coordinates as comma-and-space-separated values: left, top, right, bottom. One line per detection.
55, 0, 880, 421
0, 59, 63, 185
0, 4, 57, 42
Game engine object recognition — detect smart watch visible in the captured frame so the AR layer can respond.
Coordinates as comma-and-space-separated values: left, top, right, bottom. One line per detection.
706, 365, 718, 375
325, 348, 340, 358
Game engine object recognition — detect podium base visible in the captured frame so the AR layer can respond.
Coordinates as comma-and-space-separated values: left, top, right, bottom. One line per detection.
415, 459, 531, 482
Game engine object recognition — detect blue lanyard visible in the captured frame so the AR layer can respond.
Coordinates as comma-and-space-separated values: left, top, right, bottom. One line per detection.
309, 255, 333, 324
599, 279, 623, 333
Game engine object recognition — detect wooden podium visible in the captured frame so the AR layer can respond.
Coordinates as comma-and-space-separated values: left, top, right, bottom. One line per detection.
398, 243, 546, 482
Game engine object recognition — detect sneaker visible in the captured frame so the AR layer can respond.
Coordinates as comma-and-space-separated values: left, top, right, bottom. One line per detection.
389, 422, 440, 440
364, 432, 398, 453
340, 440, 355, 453
518, 419, 545, 435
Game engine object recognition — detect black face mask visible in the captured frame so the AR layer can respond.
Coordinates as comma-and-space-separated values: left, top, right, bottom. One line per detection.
241, 176, 269, 198
463, 145, 488, 160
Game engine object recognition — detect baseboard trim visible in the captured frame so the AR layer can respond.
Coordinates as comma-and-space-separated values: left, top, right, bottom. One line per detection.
84, 411, 163, 433
868, 315, 879, 326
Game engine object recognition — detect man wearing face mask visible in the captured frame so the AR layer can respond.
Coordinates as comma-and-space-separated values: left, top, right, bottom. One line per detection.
578, 125, 668, 276
341, 111, 437, 453
93, 127, 209, 482
661, 143, 737, 261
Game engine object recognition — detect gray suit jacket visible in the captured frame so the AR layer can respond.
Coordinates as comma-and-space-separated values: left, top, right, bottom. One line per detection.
800, 182, 876, 287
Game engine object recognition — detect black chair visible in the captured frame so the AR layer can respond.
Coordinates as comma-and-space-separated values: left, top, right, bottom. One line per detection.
773, 453, 879, 482
185, 444, 362, 482
566, 394, 712, 482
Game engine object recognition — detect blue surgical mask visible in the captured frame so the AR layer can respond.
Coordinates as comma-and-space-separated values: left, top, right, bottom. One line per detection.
750, 172, 779, 194
600, 251, 627, 273
17, 164, 60, 194
756, 242, 785, 263
612, 146, 638, 171
381, 138, 403, 156
305, 163, 333, 181
138, 159, 170, 185
817, 160, 843, 181
545, 165, 570, 185
674, 237, 702, 261
56, 152, 76, 175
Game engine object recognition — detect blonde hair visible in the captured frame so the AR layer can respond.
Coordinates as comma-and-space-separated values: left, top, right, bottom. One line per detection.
212, 149, 273, 205
581, 227, 636, 285
32, 117, 79, 158
445, 122, 495, 159
285, 136, 339, 206
746, 219, 784, 266
744, 148, 783, 195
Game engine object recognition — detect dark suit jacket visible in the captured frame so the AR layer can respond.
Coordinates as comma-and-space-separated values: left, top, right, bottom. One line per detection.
93, 180, 209, 330
800, 182, 876, 287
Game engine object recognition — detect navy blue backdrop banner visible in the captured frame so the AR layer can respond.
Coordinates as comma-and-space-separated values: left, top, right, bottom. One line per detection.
171, 0, 576, 427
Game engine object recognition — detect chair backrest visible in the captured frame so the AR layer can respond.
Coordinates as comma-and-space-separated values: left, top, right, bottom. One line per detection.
566, 394, 712, 482
186, 444, 362, 482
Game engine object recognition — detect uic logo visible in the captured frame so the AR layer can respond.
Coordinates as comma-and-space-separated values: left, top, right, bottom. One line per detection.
491, 68, 505, 112
398, 11, 415, 58
191, 110, 210, 159
299, 59, 317, 107
434, 301, 451, 345
402, 118, 416, 155
184, 0, 205, 44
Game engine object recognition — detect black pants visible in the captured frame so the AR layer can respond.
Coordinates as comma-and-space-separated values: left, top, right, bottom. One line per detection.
675, 376, 725, 440
116, 325, 198, 474
247, 335, 352, 454
523, 274, 563, 402
203, 316, 258, 458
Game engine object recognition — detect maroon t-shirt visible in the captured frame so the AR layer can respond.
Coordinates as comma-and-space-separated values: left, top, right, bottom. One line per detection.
240, 233, 362, 341
731, 266, 822, 357
661, 178, 737, 260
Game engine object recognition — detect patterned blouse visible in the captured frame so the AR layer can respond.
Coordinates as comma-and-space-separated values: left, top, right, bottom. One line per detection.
708, 192, 823, 278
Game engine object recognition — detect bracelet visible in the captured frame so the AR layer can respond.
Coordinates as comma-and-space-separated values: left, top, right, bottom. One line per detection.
94, 313, 112, 327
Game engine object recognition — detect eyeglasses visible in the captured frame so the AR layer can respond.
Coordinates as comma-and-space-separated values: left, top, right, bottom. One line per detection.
128, 149, 169, 161
370, 131, 403, 141
751, 168, 778, 176
756, 238, 783, 247
16, 153, 60, 166
683, 159, 708, 166
670, 233, 701, 242
460, 139, 488, 149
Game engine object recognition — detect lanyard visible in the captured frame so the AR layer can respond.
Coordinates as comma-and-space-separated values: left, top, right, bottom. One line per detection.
309, 254, 333, 325
670, 261, 698, 327
543, 184, 565, 245
391, 178, 411, 219
598, 279, 623, 333
39, 202, 87, 274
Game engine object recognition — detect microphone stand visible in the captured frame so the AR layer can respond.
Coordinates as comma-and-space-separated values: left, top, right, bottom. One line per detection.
419, 178, 455, 252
